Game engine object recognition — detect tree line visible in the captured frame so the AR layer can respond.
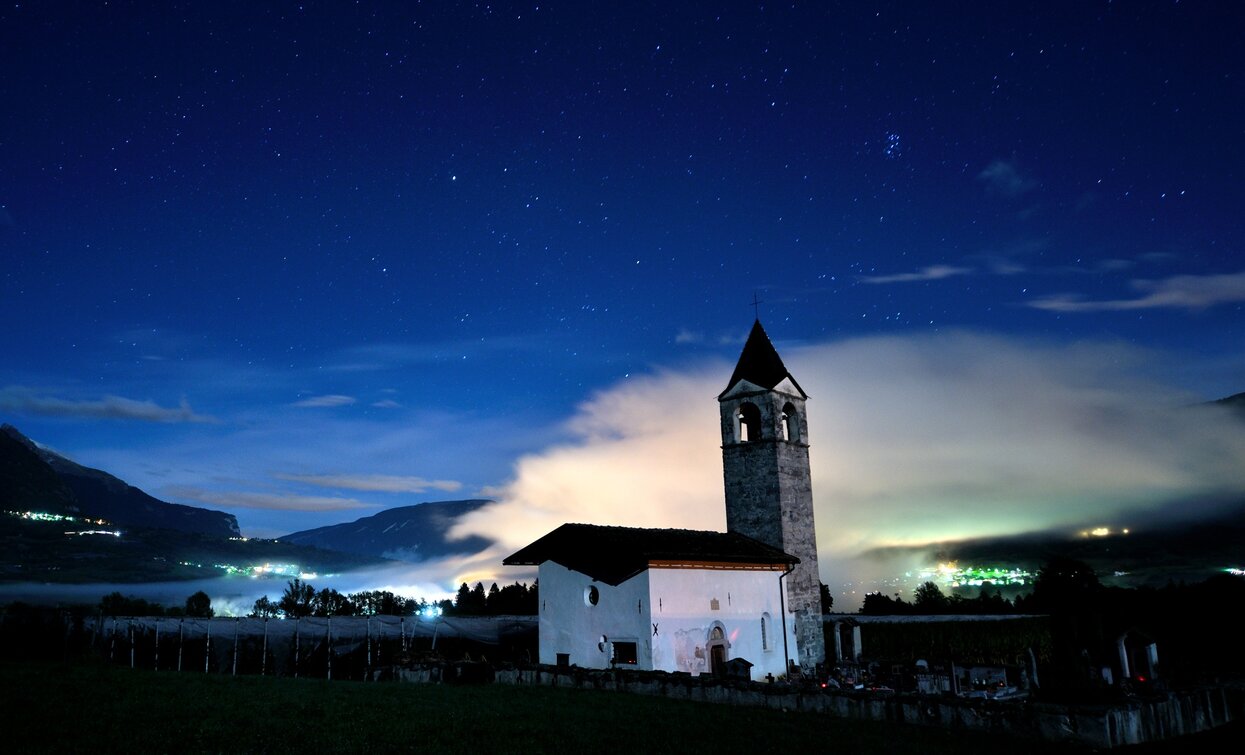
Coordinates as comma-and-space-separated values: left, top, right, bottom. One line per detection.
248, 578, 538, 619
95, 579, 539, 620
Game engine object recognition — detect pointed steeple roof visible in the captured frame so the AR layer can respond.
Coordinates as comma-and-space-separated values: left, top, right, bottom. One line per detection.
719, 320, 806, 398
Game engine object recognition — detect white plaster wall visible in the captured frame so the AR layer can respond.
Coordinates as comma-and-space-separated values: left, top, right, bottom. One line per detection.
537, 562, 652, 670
646, 567, 796, 681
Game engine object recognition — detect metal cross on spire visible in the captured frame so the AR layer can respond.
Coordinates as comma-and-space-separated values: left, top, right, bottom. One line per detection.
751, 291, 763, 320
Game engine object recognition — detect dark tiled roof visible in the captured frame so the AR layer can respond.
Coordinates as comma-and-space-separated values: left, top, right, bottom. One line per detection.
503, 523, 798, 586
720, 320, 806, 398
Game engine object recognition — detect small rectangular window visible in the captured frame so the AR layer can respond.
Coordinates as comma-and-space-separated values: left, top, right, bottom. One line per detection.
612, 641, 638, 665
556, 653, 570, 668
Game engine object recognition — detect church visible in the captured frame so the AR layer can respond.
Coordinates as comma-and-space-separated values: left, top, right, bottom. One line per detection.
504, 321, 823, 680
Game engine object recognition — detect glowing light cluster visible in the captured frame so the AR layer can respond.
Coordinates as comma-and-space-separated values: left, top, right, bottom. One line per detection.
1225, 567, 1245, 577
7, 509, 110, 526
63, 529, 121, 537
1079, 526, 1130, 538
418, 605, 444, 619
910, 562, 1035, 588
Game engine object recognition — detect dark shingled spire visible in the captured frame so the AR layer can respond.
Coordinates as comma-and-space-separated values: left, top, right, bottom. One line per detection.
720, 320, 806, 398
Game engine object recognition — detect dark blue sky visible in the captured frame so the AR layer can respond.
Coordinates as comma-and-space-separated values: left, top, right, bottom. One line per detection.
2, 2, 1243, 546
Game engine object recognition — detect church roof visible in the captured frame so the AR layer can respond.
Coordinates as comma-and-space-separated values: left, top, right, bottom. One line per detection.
502, 523, 798, 586
720, 320, 806, 398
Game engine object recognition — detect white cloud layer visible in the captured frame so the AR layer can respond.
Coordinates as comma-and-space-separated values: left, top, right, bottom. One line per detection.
449, 332, 1245, 596
1030, 271, 1245, 312
275, 473, 462, 493
861, 265, 973, 284
167, 486, 377, 512
292, 394, 357, 408
0, 387, 215, 423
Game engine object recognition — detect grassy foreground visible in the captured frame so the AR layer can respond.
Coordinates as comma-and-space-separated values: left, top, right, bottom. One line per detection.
0, 661, 1228, 754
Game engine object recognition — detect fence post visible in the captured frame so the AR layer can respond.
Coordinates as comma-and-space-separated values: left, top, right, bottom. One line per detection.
294, 618, 300, 678
367, 617, 372, 680
232, 618, 240, 676
205, 620, 212, 674
129, 620, 135, 669
326, 616, 332, 681
178, 619, 184, 672
261, 618, 268, 676
154, 621, 160, 671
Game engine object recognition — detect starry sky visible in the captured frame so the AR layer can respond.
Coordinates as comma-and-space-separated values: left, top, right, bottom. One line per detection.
3, 3, 1244, 594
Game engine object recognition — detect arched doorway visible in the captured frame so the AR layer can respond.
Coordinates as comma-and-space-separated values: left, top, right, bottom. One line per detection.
707, 623, 728, 676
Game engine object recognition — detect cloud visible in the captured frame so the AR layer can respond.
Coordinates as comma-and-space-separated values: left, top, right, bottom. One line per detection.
978, 159, 1036, 196
0, 387, 216, 423
861, 265, 973, 284
167, 486, 377, 512
1030, 271, 1245, 312
372, 400, 402, 409
675, 328, 703, 344
292, 394, 357, 408
451, 333, 1245, 601
275, 473, 462, 493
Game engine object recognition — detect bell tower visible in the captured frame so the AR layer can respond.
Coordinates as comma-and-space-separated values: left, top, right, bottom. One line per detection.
719, 320, 824, 669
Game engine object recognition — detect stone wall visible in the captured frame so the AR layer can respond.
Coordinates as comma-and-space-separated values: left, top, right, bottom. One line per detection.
396, 663, 1243, 749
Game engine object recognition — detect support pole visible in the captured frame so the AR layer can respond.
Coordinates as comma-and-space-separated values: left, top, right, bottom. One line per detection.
294, 618, 300, 678
154, 621, 160, 671
326, 616, 333, 681
129, 620, 135, 669
261, 618, 268, 676
205, 621, 212, 674
232, 618, 240, 676
178, 619, 184, 672
367, 617, 373, 680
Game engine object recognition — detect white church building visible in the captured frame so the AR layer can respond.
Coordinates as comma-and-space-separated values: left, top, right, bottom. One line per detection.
504, 320, 824, 680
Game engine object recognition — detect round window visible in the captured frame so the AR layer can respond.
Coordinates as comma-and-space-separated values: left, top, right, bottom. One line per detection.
584, 585, 600, 606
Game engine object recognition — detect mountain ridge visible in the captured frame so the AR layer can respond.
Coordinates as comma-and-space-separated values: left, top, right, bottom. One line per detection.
281, 499, 494, 562
1, 424, 239, 538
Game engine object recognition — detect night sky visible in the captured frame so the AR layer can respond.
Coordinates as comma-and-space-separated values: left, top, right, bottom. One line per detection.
3, 3, 1244, 595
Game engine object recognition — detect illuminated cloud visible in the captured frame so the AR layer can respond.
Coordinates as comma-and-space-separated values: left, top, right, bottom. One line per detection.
978, 159, 1036, 196
453, 333, 1245, 594
861, 265, 973, 284
0, 387, 215, 423
292, 394, 357, 408
372, 399, 402, 409
275, 473, 462, 493
1030, 271, 1245, 312
168, 486, 376, 512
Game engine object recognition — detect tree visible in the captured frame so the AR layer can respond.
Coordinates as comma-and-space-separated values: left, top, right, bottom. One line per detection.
1030, 557, 1101, 613
311, 588, 354, 617
913, 581, 950, 613
99, 592, 164, 617
860, 592, 912, 615
184, 590, 214, 618
250, 596, 280, 619
278, 578, 315, 618
820, 582, 834, 613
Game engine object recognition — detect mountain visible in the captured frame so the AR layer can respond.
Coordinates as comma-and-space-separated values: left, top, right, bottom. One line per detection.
281, 499, 494, 561
0, 424, 239, 538
0, 428, 79, 515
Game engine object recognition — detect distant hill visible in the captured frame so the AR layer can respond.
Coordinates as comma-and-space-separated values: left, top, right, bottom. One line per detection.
1214, 391, 1245, 419
1, 424, 239, 538
281, 499, 494, 562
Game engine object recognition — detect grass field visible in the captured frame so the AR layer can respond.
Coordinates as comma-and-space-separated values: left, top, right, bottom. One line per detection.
0, 661, 1236, 754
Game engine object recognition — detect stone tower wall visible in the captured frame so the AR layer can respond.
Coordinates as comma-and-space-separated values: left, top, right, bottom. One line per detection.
720, 390, 824, 669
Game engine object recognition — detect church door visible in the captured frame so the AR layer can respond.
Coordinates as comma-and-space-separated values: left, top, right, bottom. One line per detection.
710, 643, 726, 676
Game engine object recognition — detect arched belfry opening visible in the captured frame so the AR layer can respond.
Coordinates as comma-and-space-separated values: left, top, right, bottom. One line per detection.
737, 402, 762, 442
781, 401, 799, 442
